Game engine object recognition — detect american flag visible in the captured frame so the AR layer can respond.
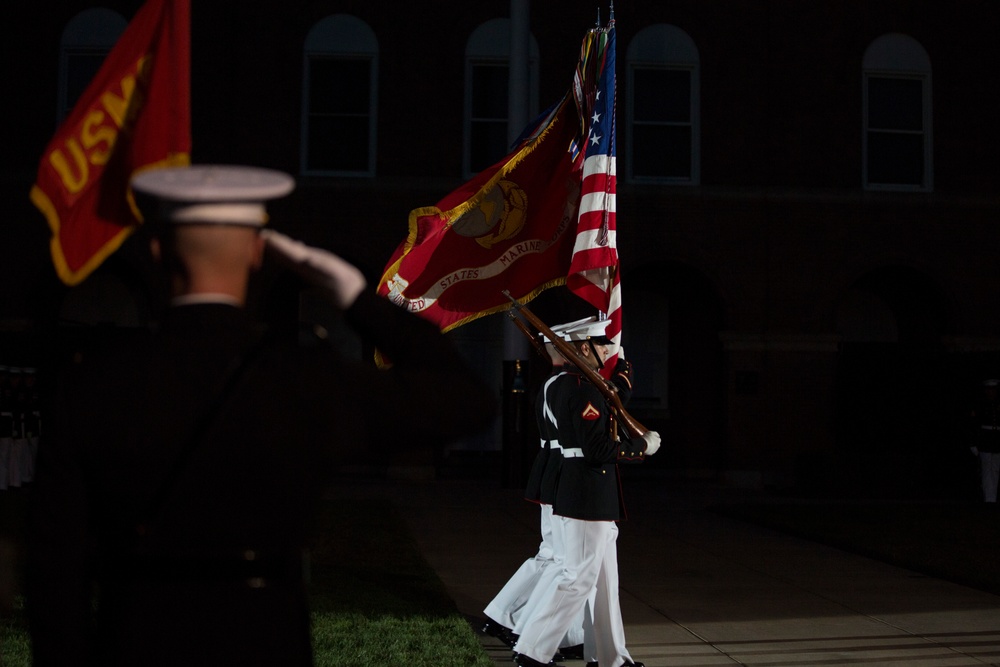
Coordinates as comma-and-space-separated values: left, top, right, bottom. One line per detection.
567, 21, 623, 377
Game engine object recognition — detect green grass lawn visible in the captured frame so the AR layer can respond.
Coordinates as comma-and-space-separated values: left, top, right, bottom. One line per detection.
714, 500, 1000, 596
0, 496, 492, 667
307, 497, 493, 666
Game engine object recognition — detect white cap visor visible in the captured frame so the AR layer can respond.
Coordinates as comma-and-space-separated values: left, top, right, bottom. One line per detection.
131, 164, 295, 227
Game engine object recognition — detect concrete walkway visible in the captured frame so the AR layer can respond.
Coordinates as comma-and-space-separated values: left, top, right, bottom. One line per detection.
336, 475, 1000, 666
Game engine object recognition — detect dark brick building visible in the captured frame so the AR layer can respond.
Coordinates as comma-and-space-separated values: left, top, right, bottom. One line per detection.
4, 1, 1000, 496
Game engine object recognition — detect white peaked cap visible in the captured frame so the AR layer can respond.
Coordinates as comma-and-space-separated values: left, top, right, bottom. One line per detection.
542, 316, 612, 344
130, 165, 295, 226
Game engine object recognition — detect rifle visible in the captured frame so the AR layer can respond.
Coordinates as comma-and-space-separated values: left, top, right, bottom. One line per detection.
502, 290, 648, 439
506, 310, 549, 360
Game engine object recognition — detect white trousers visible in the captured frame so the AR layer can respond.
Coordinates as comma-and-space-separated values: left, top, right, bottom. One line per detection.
511, 508, 591, 651
514, 516, 631, 667
483, 505, 589, 651
484, 504, 556, 629
980, 452, 1000, 502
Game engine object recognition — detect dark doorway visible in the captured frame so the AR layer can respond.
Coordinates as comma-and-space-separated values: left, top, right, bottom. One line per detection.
834, 266, 968, 498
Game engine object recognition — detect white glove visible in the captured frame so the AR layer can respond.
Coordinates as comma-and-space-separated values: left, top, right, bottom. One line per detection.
262, 230, 366, 309
641, 430, 661, 456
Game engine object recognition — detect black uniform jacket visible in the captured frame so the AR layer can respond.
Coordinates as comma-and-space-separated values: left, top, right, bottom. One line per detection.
525, 373, 562, 506
538, 364, 644, 522
26, 290, 496, 667
525, 359, 635, 509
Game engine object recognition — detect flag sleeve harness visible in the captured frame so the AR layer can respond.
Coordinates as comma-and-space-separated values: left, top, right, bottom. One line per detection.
504, 291, 647, 439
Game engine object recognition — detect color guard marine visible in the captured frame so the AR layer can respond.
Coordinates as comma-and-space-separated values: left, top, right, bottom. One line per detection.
483, 316, 638, 664
504, 314, 658, 667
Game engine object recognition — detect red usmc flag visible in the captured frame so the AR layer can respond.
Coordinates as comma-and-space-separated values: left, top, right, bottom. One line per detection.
30, 0, 191, 286
376, 95, 581, 334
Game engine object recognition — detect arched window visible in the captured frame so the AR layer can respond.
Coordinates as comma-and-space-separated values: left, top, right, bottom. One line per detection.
626, 24, 700, 185
302, 15, 378, 177
464, 19, 539, 177
59, 8, 127, 123
862, 34, 932, 191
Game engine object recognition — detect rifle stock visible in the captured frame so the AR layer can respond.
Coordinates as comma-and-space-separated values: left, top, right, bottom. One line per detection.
502, 291, 648, 439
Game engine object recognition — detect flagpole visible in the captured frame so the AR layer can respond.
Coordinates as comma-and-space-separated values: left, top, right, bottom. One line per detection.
501, 0, 532, 487
504, 0, 530, 363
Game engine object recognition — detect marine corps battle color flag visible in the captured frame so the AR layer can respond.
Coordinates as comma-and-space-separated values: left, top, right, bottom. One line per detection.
31, 0, 191, 286
377, 20, 623, 373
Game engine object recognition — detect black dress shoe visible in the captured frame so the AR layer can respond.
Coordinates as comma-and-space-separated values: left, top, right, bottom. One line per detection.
481, 620, 518, 647
513, 653, 563, 667
481, 619, 506, 636
557, 644, 584, 660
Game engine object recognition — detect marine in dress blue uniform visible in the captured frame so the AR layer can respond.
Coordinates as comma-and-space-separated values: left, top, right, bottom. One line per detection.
484, 319, 634, 658
26, 165, 496, 666
512, 318, 659, 667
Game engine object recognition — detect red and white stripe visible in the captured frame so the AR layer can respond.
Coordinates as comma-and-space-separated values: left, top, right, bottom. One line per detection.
568, 152, 622, 378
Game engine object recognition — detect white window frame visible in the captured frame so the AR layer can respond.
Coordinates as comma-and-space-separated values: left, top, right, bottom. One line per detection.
862, 33, 933, 192
301, 14, 378, 178
626, 24, 700, 185
463, 18, 539, 179
58, 8, 127, 123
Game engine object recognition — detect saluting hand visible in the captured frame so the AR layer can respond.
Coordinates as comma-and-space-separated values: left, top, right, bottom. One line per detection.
262, 230, 367, 309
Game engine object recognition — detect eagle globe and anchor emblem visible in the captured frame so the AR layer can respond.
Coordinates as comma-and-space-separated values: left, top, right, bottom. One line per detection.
383, 178, 529, 313
450, 179, 528, 248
